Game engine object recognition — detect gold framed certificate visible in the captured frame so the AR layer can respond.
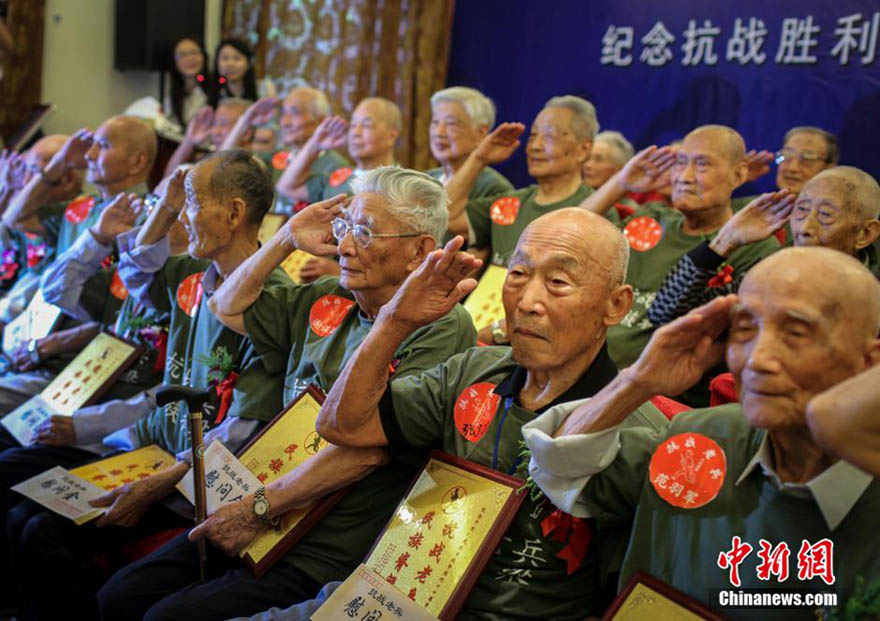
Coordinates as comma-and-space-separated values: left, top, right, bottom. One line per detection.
2, 288, 63, 355
462, 264, 507, 332
602, 571, 726, 620
236, 385, 347, 577
362, 451, 525, 620
279, 249, 316, 284
258, 213, 287, 246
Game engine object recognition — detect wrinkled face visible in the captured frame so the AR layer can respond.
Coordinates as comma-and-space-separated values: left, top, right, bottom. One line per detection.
791, 176, 867, 254
84, 121, 137, 187
337, 193, 419, 293
250, 128, 277, 153
429, 100, 485, 165
179, 163, 232, 259
727, 271, 866, 431
348, 101, 397, 162
503, 226, 611, 371
174, 39, 204, 78
280, 91, 322, 147
671, 132, 741, 213
526, 107, 590, 180
217, 45, 248, 82
776, 132, 831, 195
582, 140, 623, 189
210, 104, 247, 149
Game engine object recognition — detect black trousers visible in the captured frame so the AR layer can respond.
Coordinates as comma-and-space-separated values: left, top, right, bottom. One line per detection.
11, 500, 188, 621
97, 530, 323, 621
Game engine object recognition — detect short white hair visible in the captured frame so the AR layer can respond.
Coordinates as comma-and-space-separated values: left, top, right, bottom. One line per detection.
595, 131, 634, 166
352, 166, 448, 243
431, 86, 496, 129
543, 95, 599, 141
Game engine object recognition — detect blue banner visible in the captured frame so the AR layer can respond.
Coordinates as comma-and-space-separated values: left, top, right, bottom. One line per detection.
447, 0, 880, 194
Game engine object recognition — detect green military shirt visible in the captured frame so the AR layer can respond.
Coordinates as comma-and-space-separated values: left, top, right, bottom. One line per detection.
608, 201, 779, 368
262, 149, 351, 214
304, 155, 359, 204
580, 405, 880, 621
243, 275, 477, 585
425, 166, 514, 200
131, 258, 288, 454
379, 345, 668, 620
37, 182, 148, 255
466, 184, 597, 266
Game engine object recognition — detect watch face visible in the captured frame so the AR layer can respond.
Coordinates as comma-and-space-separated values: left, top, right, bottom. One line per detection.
254, 497, 269, 516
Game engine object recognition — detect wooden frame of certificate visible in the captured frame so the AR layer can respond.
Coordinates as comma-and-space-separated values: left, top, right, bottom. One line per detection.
602, 571, 726, 621
363, 450, 526, 620
236, 385, 349, 578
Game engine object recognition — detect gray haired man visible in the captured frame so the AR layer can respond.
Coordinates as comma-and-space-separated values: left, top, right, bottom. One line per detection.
96, 166, 477, 621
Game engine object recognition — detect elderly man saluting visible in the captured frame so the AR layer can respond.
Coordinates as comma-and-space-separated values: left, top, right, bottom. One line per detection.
312, 208, 667, 620
96, 167, 476, 621
523, 247, 880, 620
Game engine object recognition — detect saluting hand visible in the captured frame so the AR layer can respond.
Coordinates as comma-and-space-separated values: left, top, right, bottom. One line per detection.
311, 116, 349, 152
92, 192, 143, 245
473, 122, 526, 166
282, 193, 348, 256
744, 149, 774, 183
710, 190, 796, 257
617, 145, 677, 193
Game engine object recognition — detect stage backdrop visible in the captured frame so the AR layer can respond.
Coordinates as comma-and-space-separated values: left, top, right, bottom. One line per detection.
447, 0, 880, 194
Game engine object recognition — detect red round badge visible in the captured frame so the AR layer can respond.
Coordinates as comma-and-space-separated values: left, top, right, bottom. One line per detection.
176, 272, 204, 318
308, 294, 355, 337
623, 216, 663, 252
649, 432, 727, 509
65, 196, 96, 224
328, 168, 353, 188
489, 197, 520, 226
453, 382, 501, 443
271, 150, 290, 170
109, 269, 128, 301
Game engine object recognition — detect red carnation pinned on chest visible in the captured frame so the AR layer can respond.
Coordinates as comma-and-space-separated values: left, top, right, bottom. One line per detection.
708, 263, 734, 288
271, 150, 290, 170
623, 216, 663, 251
649, 432, 726, 509
329, 167, 353, 188
176, 272, 205, 317
309, 294, 355, 337
489, 197, 520, 226
109, 269, 128, 300
65, 196, 96, 224
454, 382, 500, 443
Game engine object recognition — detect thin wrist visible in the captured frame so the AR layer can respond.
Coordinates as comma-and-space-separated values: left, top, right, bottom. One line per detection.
621, 365, 658, 404
708, 232, 737, 258
89, 225, 113, 247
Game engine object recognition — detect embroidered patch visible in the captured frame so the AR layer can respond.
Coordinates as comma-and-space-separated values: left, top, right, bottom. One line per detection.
176, 272, 204, 317
649, 432, 726, 509
308, 294, 355, 337
489, 197, 520, 226
109, 269, 128, 300
65, 196, 96, 224
329, 167, 354, 188
623, 216, 663, 251
271, 150, 290, 170
453, 382, 500, 443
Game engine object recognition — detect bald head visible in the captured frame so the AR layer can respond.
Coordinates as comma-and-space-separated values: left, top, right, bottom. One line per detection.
280, 87, 331, 147
685, 125, 745, 164
103, 116, 158, 171
357, 97, 402, 132
284, 87, 330, 118
805, 166, 880, 221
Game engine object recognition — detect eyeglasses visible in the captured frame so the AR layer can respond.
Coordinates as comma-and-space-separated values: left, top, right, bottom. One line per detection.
774, 149, 828, 166
331, 217, 421, 248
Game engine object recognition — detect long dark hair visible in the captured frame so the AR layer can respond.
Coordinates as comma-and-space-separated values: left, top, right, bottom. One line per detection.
209, 38, 258, 107
167, 36, 209, 125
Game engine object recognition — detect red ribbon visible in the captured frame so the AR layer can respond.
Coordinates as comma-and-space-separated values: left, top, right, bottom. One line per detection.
213, 371, 239, 424
139, 327, 168, 374
541, 509, 592, 575
708, 264, 734, 288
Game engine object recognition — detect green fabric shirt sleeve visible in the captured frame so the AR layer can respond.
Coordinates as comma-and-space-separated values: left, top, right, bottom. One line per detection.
146, 255, 204, 315
465, 194, 496, 249
394, 305, 477, 378
305, 174, 328, 204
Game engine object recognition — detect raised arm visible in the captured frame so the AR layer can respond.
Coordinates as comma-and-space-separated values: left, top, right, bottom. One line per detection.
188, 444, 388, 555
219, 97, 279, 151
276, 116, 348, 203
3, 129, 93, 235
806, 363, 880, 477
579, 145, 676, 215
136, 168, 187, 248
208, 194, 347, 333
163, 107, 213, 178
316, 236, 481, 447
446, 122, 524, 235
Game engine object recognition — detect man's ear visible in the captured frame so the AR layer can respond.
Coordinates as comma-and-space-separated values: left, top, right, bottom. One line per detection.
854, 219, 880, 250
476, 124, 490, 140
603, 283, 634, 327
732, 159, 749, 188
227, 197, 248, 231
864, 337, 880, 368
406, 235, 437, 272
578, 139, 594, 165
128, 150, 149, 178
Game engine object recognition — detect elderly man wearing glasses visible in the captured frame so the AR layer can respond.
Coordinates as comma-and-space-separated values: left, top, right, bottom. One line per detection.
96, 166, 476, 621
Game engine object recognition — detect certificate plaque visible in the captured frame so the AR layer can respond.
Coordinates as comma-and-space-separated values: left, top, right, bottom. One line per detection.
462, 265, 506, 331
258, 213, 287, 246
279, 249, 317, 284
362, 451, 525, 620
602, 571, 726, 621
237, 385, 346, 577
2, 288, 63, 355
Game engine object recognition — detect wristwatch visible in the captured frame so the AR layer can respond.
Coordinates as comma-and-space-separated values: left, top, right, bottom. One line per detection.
26, 339, 41, 366
253, 486, 281, 529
